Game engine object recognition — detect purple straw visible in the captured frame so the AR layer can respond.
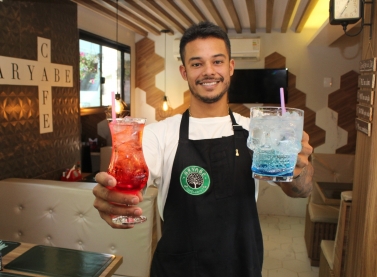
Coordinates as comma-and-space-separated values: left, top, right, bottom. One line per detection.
280, 87, 286, 114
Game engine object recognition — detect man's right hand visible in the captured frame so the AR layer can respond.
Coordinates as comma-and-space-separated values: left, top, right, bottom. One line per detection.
92, 172, 144, 229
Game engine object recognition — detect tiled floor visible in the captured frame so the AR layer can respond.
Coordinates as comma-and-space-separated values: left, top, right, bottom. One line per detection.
260, 214, 319, 277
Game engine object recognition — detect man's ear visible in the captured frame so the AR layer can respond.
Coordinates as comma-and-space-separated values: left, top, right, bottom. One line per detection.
229, 59, 235, 77
179, 65, 188, 81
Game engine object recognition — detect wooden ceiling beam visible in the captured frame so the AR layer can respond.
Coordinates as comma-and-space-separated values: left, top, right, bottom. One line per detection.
180, 0, 208, 22
123, 0, 173, 34
295, 0, 319, 33
102, 0, 161, 35
223, 0, 242, 33
281, 0, 297, 33
245, 0, 256, 33
166, 0, 195, 27
74, 0, 148, 36
73, 0, 321, 36
266, 0, 274, 33
140, 0, 186, 34
201, 0, 227, 32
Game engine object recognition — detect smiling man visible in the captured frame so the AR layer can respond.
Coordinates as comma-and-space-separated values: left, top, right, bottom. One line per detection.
180, 36, 233, 108
93, 21, 313, 277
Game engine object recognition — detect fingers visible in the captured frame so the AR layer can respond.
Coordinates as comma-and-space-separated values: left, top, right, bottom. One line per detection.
301, 132, 313, 156
92, 172, 146, 229
94, 172, 117, 188
296, 154, 308, 169
93, 183, 143, 205
295, 131, 313, 170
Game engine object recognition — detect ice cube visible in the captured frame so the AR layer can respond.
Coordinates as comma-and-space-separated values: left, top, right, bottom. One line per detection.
247, 127, 263, 150
269, 127, 301, 154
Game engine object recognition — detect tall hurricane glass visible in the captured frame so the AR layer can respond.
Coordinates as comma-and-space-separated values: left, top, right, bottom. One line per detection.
247, 107, 304, 182
108, 117, 149, 225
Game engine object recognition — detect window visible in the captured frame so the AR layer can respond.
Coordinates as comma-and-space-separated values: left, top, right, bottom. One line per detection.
79, 30, 131, 115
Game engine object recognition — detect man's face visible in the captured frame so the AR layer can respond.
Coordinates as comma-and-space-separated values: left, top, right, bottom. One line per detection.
179, 37, 235, 104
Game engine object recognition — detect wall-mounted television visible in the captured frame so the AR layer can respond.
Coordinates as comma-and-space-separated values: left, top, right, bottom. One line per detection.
228, 68, 288, 104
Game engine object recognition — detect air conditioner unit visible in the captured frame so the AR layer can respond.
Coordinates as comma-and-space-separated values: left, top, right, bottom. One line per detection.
172, 38, 261, 61
230, 38, 260, 60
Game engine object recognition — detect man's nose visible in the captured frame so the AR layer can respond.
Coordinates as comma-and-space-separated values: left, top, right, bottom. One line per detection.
202, 62, 216, 76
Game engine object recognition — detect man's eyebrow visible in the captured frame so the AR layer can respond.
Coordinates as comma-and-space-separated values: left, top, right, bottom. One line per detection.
187, 53, 226, 63
188, 56, 201, 63
213, 53, 226, 58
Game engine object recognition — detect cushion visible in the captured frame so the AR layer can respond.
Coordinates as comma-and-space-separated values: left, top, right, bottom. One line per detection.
312, 153, 355, 183
308, 202, 339, 223
321, 240, 335, 269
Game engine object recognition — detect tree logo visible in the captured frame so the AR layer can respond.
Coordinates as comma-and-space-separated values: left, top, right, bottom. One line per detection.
180, 165, 210, 195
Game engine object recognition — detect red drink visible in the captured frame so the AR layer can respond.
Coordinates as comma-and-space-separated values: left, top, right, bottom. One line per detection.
107, 117, 149, 225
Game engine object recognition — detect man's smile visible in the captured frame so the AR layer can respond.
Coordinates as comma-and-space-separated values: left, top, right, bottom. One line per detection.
196, 77, 224, 86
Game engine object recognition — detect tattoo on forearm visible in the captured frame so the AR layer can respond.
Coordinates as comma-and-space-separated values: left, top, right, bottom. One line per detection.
291, 185, 302, 195
291, 165, 313, 197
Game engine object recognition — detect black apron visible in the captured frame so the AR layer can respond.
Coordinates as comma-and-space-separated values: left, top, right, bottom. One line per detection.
150, 110, 263, 277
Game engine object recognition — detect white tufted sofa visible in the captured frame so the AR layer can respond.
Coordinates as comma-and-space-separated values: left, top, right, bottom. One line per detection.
0, 178, 161, 277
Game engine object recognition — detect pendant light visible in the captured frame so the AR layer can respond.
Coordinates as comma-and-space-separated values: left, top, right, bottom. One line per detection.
158, 29, 172, 119
106, 0, 127, 119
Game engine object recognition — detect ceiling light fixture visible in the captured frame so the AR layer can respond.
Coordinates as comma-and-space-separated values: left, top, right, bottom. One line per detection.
106, 0, 127, 119
158, 29, 172, 120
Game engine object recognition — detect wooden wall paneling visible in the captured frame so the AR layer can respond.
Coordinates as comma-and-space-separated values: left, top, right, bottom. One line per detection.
135, 37, 165, 121
346, 2, 377, 276
346, 134, 373, 277
328, 71, 358, 154
265, 52, 286, 68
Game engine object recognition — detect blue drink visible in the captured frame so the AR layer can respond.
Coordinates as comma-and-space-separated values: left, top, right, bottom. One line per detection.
247, 107, 304, 182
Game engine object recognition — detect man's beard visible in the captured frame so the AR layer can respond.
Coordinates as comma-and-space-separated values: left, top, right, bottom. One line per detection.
189, 78, 230, 104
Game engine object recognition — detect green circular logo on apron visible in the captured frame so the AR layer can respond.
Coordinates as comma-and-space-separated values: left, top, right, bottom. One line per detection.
180, 165, 210, 195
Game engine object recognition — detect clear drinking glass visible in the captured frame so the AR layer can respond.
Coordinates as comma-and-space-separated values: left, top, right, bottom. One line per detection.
247, 107, 304, 182
108, 117, 149, 225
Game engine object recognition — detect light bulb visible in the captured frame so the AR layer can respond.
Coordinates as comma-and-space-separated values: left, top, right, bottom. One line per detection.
115, 100, 122, 114
162, 100, 168, 111
114, 92, 127, 117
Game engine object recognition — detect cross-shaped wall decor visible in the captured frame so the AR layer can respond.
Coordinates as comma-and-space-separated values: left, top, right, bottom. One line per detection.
0, 37, 73, 134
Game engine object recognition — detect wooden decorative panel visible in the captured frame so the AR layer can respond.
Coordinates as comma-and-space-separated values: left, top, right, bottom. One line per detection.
328, 71, 358, 154
136, 37, 166, 121
345, 3, 377, 274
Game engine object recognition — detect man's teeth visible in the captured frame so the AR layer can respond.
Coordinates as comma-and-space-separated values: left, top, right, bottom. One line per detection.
202, 81, 217, 86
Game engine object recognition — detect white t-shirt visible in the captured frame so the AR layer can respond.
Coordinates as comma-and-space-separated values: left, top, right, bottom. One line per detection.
142, 112, 260, 220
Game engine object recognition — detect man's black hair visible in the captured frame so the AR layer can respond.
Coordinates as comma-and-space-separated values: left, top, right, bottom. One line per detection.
179, 21, 231, 65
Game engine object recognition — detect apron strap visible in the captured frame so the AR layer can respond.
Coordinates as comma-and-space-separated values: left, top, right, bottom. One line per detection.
229, 109, 243, 135
229, 109, 245, 157
179, 109, 190, 140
